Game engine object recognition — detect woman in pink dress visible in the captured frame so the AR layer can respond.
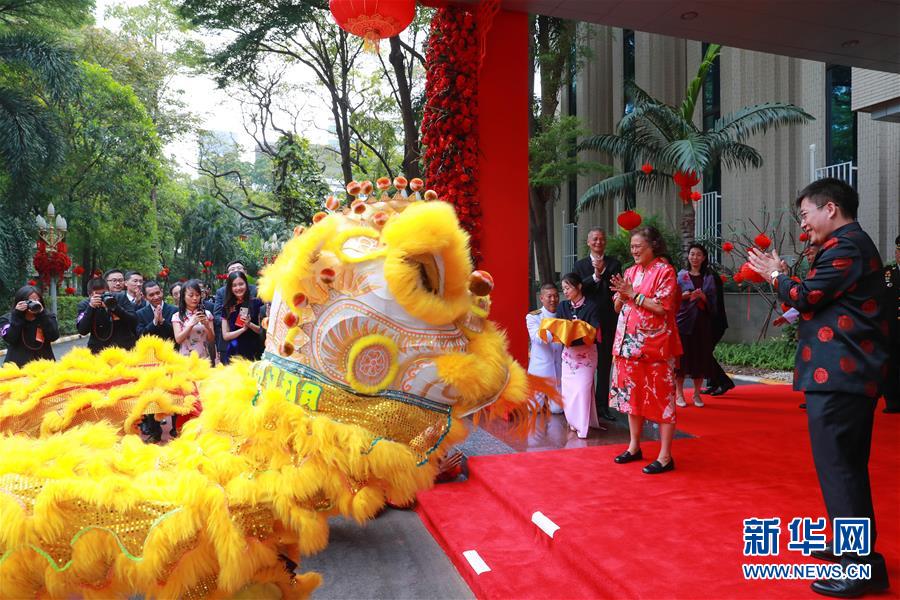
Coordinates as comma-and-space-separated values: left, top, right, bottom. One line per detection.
556, 272, 602, 438
171, 279, 215, 360
609, 227, 682, 474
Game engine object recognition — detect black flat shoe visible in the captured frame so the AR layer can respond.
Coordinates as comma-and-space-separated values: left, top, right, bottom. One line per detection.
599, 407, 618, 422
709, 381, 736, 396
810, 564, 889, 598
811, 544, 840, 564
642, 458, 675, 474
614, 449, 642, 464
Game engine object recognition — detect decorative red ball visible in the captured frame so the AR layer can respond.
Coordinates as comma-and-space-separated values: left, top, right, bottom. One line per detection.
73, 265, 85, 276
754, 233, 772, 250
799, 232, 809, 242
616, 210, 642, 231
690, 191, 702, 202
203, 260, 212, 267
640, 163, 653, 175
65, 286, 75, 295
329, 0, 415, 45
722, 242, 734, 253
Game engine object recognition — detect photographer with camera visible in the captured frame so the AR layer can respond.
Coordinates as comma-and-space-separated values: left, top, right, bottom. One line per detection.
0, 285, 60, 366
76, 277, 139, 353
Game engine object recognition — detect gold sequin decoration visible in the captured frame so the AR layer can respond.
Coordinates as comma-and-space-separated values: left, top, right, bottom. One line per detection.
252, 358, 450, 462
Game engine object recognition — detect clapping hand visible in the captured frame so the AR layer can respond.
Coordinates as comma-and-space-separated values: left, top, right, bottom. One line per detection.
610, 274, 634, 299
747, 247, 788, 278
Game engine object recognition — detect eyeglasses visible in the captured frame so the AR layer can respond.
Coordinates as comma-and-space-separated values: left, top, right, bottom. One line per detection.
106, 278, 124, 283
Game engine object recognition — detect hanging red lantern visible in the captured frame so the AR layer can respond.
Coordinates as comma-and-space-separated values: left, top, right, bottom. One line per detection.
203, 260, 213, 268
28, 279, 37, 286
732, 271, 744, 284
616, 210, 642, 231
799, 232, 809, 242
690, 191, 702, 202
754, 233, 772, 250
739, 262, 765, 283
722, 242, 734, 253
330, 0, 416, 50
640, 163, 653, 175
720, 274, 728, 283
73, 265, 85, 276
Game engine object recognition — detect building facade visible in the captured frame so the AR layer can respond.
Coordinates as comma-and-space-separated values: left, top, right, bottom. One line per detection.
556, 26, 900, 283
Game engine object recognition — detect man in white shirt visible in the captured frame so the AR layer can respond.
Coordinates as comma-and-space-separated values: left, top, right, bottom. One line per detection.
526, 283, 563, 413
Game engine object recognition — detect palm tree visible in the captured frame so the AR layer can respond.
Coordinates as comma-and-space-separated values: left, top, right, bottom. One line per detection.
0, 31, 81, 196
577, 44, 813, 254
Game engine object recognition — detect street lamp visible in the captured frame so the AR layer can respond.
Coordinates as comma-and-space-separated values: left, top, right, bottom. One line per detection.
35, 203, 68, 314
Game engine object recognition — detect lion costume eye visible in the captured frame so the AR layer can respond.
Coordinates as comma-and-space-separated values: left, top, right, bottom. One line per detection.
406, 253, 443, 295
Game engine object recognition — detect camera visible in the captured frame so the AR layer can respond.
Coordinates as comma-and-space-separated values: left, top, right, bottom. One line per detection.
26, 300, 43, 314
101, 292, 118, 310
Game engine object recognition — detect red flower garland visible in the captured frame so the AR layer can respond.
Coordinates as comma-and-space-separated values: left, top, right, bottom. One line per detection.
33, 240, 72, 285
421, 7, 482, 263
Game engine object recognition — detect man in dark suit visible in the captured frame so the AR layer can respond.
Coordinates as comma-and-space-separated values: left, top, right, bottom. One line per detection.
574, 227, 621, 422
213, 260, 257, 359
882, 235, 900, 414
749, 178, 890, 598
76, 277, 139, 352
136, 280, 177, 342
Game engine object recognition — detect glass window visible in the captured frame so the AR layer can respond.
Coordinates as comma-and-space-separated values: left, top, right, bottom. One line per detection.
826, 65, 855, 166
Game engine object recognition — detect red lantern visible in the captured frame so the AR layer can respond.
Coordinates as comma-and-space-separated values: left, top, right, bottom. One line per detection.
690, 191, 702, 202
799, 232, 809, 242
640, 163, 653, 175
722, 242, 734, 253
65, 286, 75, 295
28, 279, 37, 286
616, 210, 642, 231
73, 265, 85, 276
720, 274, 728, 283
203, 260, 212, 268
330, 0, 415, 49
732, 272, 744, 284
740, 262, 765, 283
754, 233, 772, 250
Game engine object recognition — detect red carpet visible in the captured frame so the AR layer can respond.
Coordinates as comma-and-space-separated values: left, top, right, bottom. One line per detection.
417, 384, 900, 599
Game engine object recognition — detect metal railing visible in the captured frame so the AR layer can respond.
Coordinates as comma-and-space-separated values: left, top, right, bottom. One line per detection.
695, 191, 722, 263
815, 161, 857, 189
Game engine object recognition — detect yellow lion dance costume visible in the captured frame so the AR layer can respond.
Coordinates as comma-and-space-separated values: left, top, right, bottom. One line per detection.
0, 180, 550, 599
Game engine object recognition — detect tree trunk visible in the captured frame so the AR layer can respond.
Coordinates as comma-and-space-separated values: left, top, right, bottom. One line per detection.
530, 187, 555, 286
388, 36, 421, 179
681, 201, 696, 257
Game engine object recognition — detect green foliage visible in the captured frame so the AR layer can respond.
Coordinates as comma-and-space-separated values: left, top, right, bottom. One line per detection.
0, 215, 30, 301
577, 45, 813, 212
272, 135, 329, 224
36, 61, 162, 278
714, 339, 797, 371
172, 197, 241, 278
0, 31, 81, 197
0, 0, 93, 32
602, 214, 684, 268
53, 294, 80, 336
529, 115, 609, 188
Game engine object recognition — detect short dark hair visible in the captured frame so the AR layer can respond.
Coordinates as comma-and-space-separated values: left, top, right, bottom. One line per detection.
226, 259, 245, 271
539, 282, 558, 293
87, 277, 108, 293
124, 270, 143, 281
103, 268, 123, 280
795, 178, 858, 220
895, 234, 899, 246
561, 272, 583, 289
142, 280, 161, 294
632, 226, 667, 257
169, 282, 182, 294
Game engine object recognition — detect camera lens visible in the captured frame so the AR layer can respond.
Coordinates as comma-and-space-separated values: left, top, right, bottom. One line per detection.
102, 293, 117, 309
26, 300, 42, 314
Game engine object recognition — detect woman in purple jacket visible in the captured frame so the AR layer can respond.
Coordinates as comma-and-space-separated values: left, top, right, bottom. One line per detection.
674, 243, 719, 407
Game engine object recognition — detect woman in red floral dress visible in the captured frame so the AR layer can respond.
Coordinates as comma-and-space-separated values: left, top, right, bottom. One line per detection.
609, 226, 682, 474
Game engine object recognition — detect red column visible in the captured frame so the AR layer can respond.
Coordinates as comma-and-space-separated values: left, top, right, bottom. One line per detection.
477, 9, 529, 365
